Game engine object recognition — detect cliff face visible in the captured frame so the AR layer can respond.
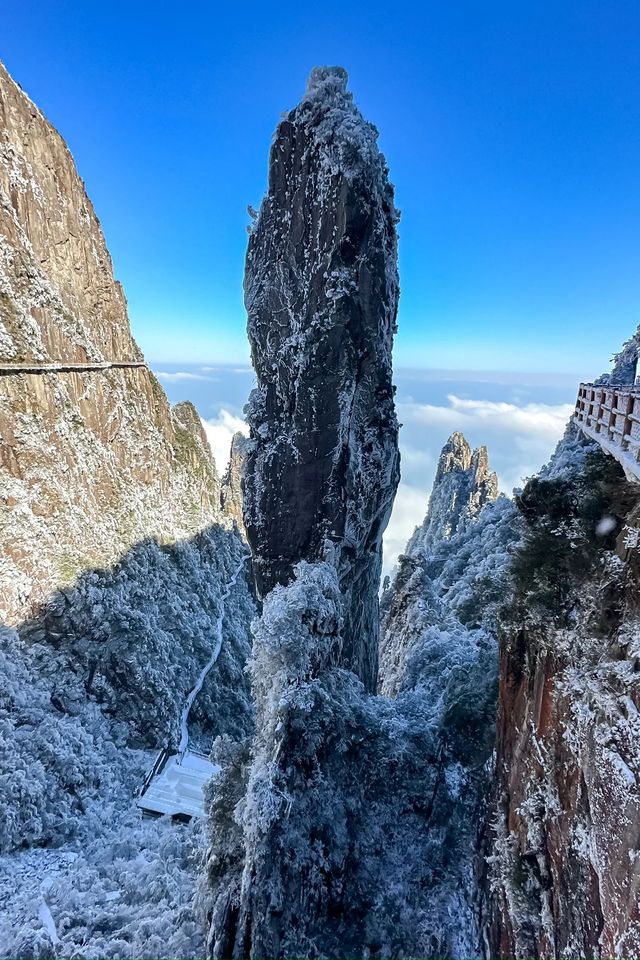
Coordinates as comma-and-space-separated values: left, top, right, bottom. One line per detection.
0, 62, 223, 625
0, 63, 140, 365
0, 61, 256, 751
220, 431, 249, 538
484, 427, 640, 959
242, 65, 400, 690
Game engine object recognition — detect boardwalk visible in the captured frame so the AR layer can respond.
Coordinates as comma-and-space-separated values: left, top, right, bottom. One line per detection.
0, 361, 147, 376
573, 382, 640, 481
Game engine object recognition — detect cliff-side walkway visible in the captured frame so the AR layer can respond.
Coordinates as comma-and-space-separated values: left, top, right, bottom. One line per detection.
0, 361, 147, 375
574, 382, 640, 482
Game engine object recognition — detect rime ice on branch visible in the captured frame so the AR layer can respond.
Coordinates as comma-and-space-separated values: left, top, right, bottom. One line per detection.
243, 66, 400, 690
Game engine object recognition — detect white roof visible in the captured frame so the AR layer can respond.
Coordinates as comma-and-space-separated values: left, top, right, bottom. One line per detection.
137, 751, 220, 819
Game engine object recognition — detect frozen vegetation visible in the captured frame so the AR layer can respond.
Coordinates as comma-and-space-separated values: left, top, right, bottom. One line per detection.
0, 526, 255, 957
3, 53, 640, 960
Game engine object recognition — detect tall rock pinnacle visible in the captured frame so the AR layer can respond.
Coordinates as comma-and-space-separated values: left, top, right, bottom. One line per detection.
379, 431, 500, 697
243, 66, 400, 690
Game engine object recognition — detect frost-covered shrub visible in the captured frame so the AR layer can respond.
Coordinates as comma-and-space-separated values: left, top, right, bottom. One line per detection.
0, 789, 208, 959
201, 560, 486, 959
401, 623, 499, 763
0, 627, 130, 853
0, 523, 254, 856
381, 495, 521, 699
20, 523, 255, 747
511, 428, 634, 620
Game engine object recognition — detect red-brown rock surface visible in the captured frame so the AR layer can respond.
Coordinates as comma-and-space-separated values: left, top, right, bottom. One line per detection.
484, 430, 640, 959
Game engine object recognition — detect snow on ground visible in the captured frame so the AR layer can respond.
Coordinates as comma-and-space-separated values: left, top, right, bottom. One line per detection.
0, 549, 252, 958
0, 749, 207, 959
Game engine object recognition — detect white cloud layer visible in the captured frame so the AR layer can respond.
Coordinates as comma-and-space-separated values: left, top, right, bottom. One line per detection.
398, 394, 573, 439
382, 483, 428, 578
380, 393, 574, 575
201, 409, 249, 474
155, 371, 214, 382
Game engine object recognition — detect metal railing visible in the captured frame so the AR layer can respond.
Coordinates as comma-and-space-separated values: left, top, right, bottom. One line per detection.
573, 382, 640, 480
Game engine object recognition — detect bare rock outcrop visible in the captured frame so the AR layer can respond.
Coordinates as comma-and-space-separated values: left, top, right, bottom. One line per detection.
243, 65, 400, 690
406, 431, 498, 556
220, 431, 249, 537
0, 62, 223, 624
380, 432, 501, 695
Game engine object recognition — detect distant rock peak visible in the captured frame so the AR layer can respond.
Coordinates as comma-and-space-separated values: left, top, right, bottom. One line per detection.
220, 431, 249, 537
408, 431, 498, 555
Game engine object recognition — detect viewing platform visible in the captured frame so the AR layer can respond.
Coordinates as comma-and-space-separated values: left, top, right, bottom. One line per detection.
137, 748, 219, 820
573, 382, 640, 482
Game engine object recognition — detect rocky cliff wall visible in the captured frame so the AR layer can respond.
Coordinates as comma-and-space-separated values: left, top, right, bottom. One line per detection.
220, 431, 249, 538
0, 62, 226, 625
484, 426, 640, 959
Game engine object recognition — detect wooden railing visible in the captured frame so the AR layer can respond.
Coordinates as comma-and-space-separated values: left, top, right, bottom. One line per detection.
573, 382, 640, 480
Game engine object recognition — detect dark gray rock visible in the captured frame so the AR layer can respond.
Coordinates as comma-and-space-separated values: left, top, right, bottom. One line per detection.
243, 65, 400, 691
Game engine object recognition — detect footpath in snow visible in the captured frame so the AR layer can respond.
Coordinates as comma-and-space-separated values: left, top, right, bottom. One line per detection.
138, 553, 250, 819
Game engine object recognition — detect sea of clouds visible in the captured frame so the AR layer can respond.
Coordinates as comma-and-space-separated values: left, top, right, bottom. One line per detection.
155, 365, 577, 574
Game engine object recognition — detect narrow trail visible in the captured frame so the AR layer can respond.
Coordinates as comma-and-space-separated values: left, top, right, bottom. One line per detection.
0, 361, 147, 375
177, 552, 250, 757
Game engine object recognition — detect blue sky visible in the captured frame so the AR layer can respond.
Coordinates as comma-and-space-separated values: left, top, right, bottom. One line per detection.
3, 0, 640, 374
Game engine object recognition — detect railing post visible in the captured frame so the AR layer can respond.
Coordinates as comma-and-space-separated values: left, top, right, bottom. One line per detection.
622, 392, 633, 451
